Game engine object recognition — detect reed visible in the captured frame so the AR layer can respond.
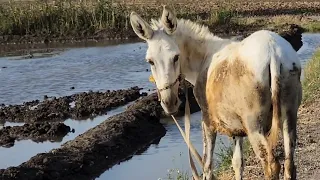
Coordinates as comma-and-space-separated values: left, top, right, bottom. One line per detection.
0, 0, 318, 41
0, 0, 157, 38
0, 0, 236, 39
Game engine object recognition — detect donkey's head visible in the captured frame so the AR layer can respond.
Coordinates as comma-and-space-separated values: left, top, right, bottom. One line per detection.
130, 6, 181, 115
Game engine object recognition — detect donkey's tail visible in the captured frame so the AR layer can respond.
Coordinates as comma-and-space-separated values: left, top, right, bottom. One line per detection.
268, 52, 282, 150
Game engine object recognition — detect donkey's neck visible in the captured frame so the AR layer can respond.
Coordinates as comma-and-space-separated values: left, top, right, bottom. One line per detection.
174, 26, 233, 85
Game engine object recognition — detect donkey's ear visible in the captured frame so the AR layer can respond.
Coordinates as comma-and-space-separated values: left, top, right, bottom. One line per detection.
161, 5, 177, 34
130, 12, 154, 41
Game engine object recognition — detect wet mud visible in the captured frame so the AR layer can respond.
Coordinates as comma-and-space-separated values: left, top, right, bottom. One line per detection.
0, 86, 142, 123
0, 122, 72, 148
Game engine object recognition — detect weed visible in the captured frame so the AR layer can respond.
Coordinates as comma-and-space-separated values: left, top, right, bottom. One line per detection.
302, 48, 320, 104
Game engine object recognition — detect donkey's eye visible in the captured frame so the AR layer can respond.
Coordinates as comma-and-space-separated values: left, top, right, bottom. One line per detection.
147, 60, 155, 66
173, 55, 179, 63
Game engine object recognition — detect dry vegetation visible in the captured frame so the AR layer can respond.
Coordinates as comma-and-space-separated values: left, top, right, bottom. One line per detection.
0, 0, 319, 43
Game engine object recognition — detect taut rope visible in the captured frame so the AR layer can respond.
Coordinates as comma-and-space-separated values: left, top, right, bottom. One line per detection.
150, 74, 204, 179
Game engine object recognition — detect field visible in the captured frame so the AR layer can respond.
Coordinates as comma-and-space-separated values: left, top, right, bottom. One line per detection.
0, 1, 319, 180
0, 0, 319, 44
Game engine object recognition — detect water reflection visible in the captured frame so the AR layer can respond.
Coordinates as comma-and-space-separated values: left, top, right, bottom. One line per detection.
0, 105, 125, 169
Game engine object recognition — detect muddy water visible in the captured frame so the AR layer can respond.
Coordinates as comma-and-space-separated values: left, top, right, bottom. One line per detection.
0, 33, 319, 179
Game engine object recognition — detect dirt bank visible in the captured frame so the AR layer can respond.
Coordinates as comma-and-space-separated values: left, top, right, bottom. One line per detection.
0, 86, 142, 123
0, 122, 72, 148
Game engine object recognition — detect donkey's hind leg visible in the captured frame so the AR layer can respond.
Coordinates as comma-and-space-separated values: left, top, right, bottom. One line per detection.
246, 118, 281, 180
232, 137, 244, 180
282, 108, 298, 180
281, 71, 301, 180
248, 132, 280, 180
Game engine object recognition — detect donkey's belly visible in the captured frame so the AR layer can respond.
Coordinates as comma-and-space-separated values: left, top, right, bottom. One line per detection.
210, 112, 247, 137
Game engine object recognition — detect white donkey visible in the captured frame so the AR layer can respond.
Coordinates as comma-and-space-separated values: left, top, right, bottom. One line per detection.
130, 6, 302, 180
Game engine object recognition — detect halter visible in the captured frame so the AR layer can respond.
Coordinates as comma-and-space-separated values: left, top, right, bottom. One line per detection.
155, 73, 185, 101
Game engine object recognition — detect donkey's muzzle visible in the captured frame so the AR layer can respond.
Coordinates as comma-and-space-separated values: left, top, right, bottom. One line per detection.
160, 94, 180, 115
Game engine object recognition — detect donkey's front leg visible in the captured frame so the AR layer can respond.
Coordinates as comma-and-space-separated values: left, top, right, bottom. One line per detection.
202, 122, 217, 180
202, 121, 208, 165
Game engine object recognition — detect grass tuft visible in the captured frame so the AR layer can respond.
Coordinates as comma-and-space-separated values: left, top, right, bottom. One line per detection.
302, 49, 320, 104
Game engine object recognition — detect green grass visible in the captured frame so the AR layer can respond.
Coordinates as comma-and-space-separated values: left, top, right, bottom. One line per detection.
215, 138, 251, 176
302, 49, 320, 104
304, 22, 320, 33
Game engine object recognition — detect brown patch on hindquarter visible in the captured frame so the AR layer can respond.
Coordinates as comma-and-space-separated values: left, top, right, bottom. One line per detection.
206, 58, 270, 137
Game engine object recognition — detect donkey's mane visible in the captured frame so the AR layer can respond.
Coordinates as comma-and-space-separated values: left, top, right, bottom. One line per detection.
150, 18, 223, 42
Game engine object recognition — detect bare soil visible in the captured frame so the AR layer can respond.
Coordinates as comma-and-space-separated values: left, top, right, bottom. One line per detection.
0, 122, 72, 148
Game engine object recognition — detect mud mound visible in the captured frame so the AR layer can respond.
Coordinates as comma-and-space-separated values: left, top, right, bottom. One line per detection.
277, 24, 304, 52
0, 96, 166, 180
0, 86, 142, 123
0, 122, 72, 148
